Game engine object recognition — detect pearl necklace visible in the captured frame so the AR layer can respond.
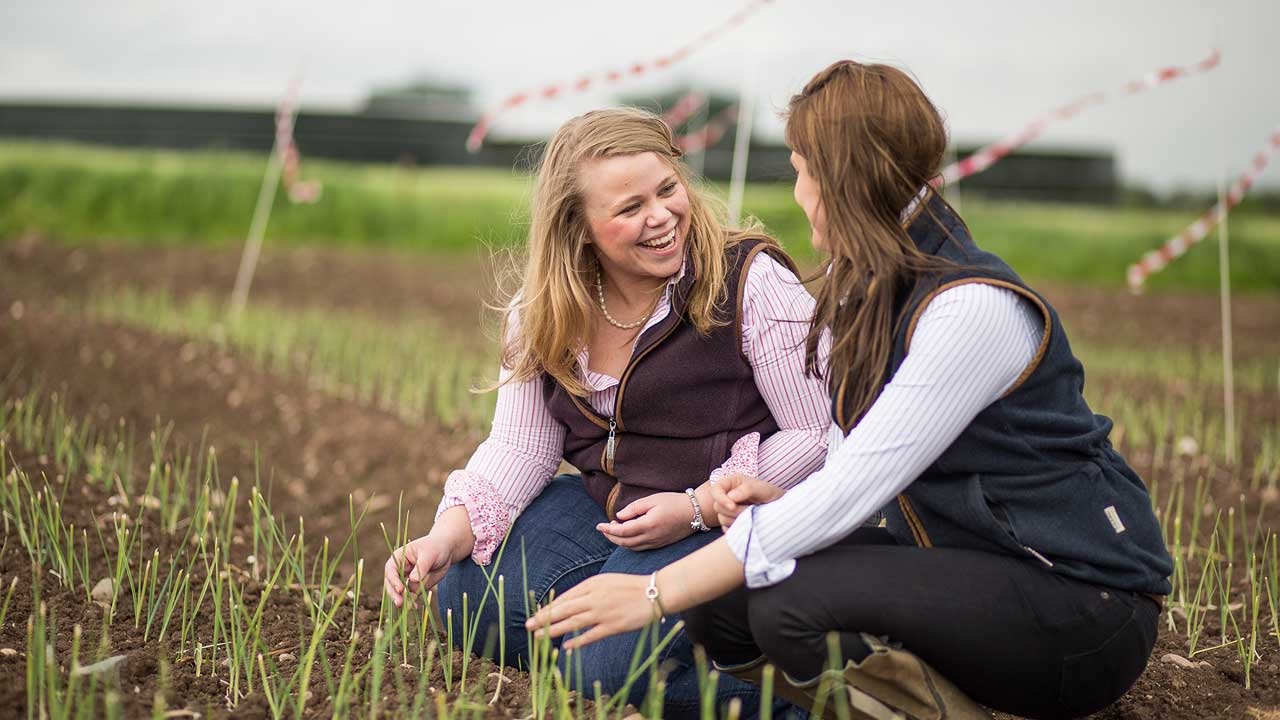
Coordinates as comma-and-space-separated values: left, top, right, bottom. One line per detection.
595, 266, 654, 330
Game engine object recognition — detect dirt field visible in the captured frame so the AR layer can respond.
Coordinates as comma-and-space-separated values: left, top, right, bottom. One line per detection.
2, 234, 1279, 718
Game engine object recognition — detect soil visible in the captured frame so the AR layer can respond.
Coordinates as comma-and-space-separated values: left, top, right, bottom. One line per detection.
2, 233, 1279, 718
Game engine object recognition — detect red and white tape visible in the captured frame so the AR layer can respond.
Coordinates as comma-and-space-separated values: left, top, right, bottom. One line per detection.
663, 89, 709, 131
677, 103, 739, 153
1126, 125, 1280, 291
465, 0, 772, 152
275, 83, 322, 204
935, 49, 1221, 187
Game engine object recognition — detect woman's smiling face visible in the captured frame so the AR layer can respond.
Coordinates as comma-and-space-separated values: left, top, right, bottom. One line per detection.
579, 151, 690, 288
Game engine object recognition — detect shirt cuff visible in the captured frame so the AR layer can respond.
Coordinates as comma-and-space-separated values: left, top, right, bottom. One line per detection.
724, 505, 796, 588
709, 432, 760, 484
437, 469, 511, 566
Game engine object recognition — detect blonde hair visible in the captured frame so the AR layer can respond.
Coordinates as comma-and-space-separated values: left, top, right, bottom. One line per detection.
498, 107, 773, 397
787, 61, 951, 425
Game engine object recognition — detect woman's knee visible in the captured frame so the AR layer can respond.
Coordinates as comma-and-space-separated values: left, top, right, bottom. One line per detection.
566, 631, 649, 698
682, 592, 761, 668
746, 584, 827, 681
435, 563, 526, 659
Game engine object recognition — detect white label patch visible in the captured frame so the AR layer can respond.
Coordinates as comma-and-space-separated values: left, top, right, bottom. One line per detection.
1105, 505, 1126, 534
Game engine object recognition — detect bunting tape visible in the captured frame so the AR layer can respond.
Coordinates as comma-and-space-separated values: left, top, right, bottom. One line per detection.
1126, 125, 1280, 291
465, 0, 772, 152
936, 49, 1221, 187
275, 84, 322, 204
677, 103, 740, 153
663, 89, 709, 130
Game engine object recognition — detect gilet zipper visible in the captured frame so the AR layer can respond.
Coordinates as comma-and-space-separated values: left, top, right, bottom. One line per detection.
604, 417, 617, 473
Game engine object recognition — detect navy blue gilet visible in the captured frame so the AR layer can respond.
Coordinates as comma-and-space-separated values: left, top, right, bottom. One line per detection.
832, 193, 1173, 595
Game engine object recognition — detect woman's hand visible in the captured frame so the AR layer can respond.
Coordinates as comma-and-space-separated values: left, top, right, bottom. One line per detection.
710, 475, 785, 529
525, 573, 657, 649
384, 506, 475, 608
597, 492, 696, 550
384, 534, 454, 607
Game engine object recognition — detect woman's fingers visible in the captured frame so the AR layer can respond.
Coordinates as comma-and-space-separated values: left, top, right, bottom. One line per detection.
711, 480, 740, 509
600, 528, 649, 548
597, 517, 650, 539
527, 589, 590, 630
384, 551, 407, 606
533, 613, 595, 640
385, 538, 451, 605
410, 545, 438, 585
614, 496, 654, 521
711, 484, 739, 523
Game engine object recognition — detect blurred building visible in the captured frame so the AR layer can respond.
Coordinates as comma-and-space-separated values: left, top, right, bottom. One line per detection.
0, 101, 1117, 203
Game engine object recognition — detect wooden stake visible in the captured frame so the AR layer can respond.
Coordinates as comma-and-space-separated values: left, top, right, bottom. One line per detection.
230, 73, 303, 321
1217, 157, 1236, 465
726, 65, 756, 228
693, 85, 709, 178
228, 147, 283, 322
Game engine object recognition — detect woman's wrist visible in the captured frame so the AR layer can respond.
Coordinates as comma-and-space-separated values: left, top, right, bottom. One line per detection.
685, 488, 711, 532
432, 505, 478, 563
694, 483, 720, 527
652, 540, 744, 616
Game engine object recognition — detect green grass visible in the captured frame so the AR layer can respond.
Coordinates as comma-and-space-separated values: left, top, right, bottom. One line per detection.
79, 288, 499, 433
957, 198, 1280, 294
0, 141, 531, 252
3, 140, 1279, 292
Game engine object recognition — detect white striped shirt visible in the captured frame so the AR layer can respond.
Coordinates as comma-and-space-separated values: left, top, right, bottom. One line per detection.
724, 283, 1044, 587
440, 252, 832, 564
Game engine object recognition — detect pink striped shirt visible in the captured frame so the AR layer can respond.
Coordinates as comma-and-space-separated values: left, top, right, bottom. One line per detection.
438, 252, 832, 565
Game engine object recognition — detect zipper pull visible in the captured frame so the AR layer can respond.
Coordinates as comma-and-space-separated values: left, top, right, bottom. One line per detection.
606, 418, 617, 469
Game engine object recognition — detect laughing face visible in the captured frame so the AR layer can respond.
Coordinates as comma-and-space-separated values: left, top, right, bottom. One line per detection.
579, 152, 689, 291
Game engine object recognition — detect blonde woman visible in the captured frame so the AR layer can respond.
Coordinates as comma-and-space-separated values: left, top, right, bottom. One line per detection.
384, 108, 829, 715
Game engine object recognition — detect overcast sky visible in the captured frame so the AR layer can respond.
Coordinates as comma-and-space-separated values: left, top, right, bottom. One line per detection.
3, 0, 1277, 193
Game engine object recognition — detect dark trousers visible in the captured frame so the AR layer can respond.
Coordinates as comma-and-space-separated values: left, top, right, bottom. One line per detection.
684, 527, 1159, 720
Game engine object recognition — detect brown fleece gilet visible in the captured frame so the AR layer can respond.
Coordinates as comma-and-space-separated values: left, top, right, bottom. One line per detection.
542, 238, 798, 520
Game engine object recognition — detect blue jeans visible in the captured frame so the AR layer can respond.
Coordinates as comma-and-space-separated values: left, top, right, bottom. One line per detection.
436, 474, 762, 718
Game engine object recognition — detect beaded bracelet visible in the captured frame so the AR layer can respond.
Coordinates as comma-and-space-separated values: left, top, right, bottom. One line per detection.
685, 487, 710, 532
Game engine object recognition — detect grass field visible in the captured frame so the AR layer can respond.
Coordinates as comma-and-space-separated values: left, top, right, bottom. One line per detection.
3, 140, 1279, 292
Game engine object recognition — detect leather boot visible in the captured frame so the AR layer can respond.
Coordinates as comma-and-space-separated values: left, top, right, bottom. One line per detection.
714, 635, 990, 720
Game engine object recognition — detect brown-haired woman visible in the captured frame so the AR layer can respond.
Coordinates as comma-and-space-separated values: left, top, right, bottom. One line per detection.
526, 64, 1174, 720
382, 108, 831, 715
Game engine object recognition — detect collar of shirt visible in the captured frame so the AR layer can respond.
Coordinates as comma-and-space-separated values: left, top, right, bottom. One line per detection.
901, 185, 929, 223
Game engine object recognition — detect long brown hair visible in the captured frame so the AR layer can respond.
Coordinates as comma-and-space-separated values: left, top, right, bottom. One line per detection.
499, 107, 774, 397
787, 61, 950, 424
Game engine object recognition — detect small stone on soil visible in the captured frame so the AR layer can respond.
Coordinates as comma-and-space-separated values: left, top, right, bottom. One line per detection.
91, 577, 114, 605
1161, 652, 1212, 670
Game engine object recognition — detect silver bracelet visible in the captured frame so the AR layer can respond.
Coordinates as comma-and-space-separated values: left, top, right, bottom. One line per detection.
686, 488, 710, 532
646, 572, 668, 619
